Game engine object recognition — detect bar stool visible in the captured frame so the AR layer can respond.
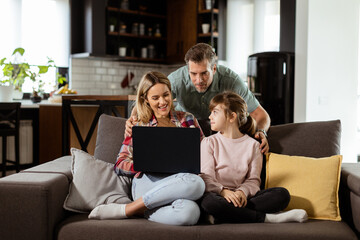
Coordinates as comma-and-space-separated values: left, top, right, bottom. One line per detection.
0, 102, 21, 177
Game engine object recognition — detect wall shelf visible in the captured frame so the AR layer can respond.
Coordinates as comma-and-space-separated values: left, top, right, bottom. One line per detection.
105, 0, 167, 62
107, 7, 166, 19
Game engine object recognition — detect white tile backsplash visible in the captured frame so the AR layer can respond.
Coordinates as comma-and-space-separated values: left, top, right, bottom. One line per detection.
102, 75, 113, 82
70, 58, 182, 95
95, 68, 107, 75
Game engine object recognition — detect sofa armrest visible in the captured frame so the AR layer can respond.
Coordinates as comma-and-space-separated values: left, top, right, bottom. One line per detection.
0, 157, 71, 240
340, 163, 360, 236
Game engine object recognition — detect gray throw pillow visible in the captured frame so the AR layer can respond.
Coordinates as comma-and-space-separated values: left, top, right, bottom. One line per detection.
63, 148, 132, 213
94, 114, 127, 164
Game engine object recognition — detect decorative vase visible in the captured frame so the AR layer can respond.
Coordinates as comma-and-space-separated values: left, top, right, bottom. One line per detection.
0, 85, 14, 102
13, 89, 23, 99
30, 96, 42, 103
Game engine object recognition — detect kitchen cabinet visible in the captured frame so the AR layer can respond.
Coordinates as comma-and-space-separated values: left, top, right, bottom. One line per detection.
166, 0, 197, 63
197, 0, 218, 51
39, 105, 62, 164
71, 0, 225, 63
106, 0, 167, 62
197, 0, 226, 60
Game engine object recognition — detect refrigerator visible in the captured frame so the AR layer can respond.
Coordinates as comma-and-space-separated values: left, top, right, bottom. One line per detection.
247, 52, 294, 125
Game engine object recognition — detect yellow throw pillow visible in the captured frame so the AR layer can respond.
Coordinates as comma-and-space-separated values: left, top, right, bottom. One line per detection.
265, 153, 342, 221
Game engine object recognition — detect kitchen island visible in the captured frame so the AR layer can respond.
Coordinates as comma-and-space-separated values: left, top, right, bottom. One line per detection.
2, 96, 135, 174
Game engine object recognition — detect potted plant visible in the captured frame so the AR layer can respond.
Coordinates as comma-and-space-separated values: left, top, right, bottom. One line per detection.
28, 58, 57, 103
0, 48, 30, 100
1, 48, 65, 102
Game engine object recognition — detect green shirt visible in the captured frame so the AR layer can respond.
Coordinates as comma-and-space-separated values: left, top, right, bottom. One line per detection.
168, 65, 259, 120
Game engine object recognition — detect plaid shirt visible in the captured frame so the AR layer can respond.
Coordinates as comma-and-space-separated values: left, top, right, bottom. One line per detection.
114, 111, 204, 178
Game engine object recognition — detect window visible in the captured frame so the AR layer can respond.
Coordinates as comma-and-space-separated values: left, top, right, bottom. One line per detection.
225, 0, 280, 80
0, 0, 70, 93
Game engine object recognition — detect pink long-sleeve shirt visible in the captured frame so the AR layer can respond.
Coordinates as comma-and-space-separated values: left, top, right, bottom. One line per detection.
200, 132, 263, 198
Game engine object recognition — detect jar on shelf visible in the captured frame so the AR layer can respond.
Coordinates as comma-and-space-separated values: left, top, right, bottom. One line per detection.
121, 0, 129, 10
119, 24, 127, 33
154, 24, 161, 37
148, 44, 155, 58
148, 27, 153, 37
139, 23, 145, 35
132, 23, 139, 35
141, 47, 147, 58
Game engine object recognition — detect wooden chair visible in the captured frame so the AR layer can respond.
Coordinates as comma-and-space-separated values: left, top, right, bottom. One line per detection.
0, 102, 21, 177
61, 95, 135, 156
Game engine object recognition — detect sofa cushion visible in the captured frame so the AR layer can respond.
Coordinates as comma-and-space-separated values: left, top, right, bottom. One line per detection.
265, 153, 342, 221
63, 148, 132, 213
94, 114, 126, 164
341, 163, 360, 233
267, 120, 341, 157
341, 163, 360, 196
56, 214, 358, 240
259, 120, 341, 189
22, 156, 72, 180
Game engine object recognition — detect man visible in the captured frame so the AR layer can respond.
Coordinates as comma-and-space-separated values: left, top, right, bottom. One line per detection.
126, 43, 270, 153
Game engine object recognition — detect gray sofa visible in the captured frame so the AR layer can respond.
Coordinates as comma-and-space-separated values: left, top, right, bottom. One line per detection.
0, 114, 359, 240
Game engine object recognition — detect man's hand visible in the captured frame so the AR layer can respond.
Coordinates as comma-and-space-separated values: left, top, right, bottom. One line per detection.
220, 189, 247, 207
124, 116, 137, 138
254, 131, 269, 154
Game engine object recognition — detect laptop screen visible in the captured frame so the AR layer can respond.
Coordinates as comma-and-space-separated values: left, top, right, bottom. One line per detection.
132, 126, 200, 174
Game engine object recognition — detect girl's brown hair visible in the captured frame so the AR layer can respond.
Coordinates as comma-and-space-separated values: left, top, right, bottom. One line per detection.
209, 91, 256, 137
136, 71, 174, 124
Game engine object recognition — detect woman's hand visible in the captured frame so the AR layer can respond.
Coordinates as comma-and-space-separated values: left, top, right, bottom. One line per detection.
220, 189, 247, 207
124, 116, 137, 138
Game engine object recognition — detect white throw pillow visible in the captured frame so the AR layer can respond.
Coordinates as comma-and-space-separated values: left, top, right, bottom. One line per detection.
63, 148, 132, 213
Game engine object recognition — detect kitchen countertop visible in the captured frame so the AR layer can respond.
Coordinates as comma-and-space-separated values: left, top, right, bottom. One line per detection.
12, 100, 61, 108
13, 95, 137, 108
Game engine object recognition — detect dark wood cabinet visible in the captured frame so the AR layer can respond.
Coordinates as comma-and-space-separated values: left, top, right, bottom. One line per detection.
70, 0, 225, 63
166, 0, 198, 63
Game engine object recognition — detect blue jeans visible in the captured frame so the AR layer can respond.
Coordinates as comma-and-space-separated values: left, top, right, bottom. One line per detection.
132, 173, 205, 225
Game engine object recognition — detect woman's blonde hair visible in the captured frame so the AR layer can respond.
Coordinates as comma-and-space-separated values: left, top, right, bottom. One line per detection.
209, 91, 256, 137
136, 71, 174, 124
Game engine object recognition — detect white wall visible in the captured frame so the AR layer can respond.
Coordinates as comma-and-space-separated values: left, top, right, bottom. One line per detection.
295, 0, 360, 162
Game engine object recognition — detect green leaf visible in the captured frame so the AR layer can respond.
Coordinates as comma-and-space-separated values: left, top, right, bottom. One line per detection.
57, 73, 66, 84
12, 48, 25, 56
0, 57, 6, 65
38, 65, 49, 74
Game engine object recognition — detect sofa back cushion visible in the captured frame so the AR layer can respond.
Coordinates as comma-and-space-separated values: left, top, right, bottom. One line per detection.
259, 119, 341, 189
267, 120, 341, 157
94, 114, 126, 164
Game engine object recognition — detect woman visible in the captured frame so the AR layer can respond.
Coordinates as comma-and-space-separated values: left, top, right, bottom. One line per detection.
89, 71, 205, 226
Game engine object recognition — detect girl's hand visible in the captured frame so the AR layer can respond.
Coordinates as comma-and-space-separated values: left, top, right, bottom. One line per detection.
220, 189, 247, 207
234, 190, 247, 207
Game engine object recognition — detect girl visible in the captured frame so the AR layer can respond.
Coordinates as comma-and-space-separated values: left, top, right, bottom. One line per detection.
200, 91, 307, 224
89, 71, 205, 226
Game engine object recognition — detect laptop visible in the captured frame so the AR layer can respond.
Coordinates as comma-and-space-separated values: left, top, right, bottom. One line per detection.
132, 126, 201, 174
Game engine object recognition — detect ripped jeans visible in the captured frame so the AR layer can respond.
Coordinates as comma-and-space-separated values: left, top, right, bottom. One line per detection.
132, 173, 205, 225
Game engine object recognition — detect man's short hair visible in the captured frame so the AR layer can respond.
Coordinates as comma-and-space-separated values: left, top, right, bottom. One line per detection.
184, 43, 217, 67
